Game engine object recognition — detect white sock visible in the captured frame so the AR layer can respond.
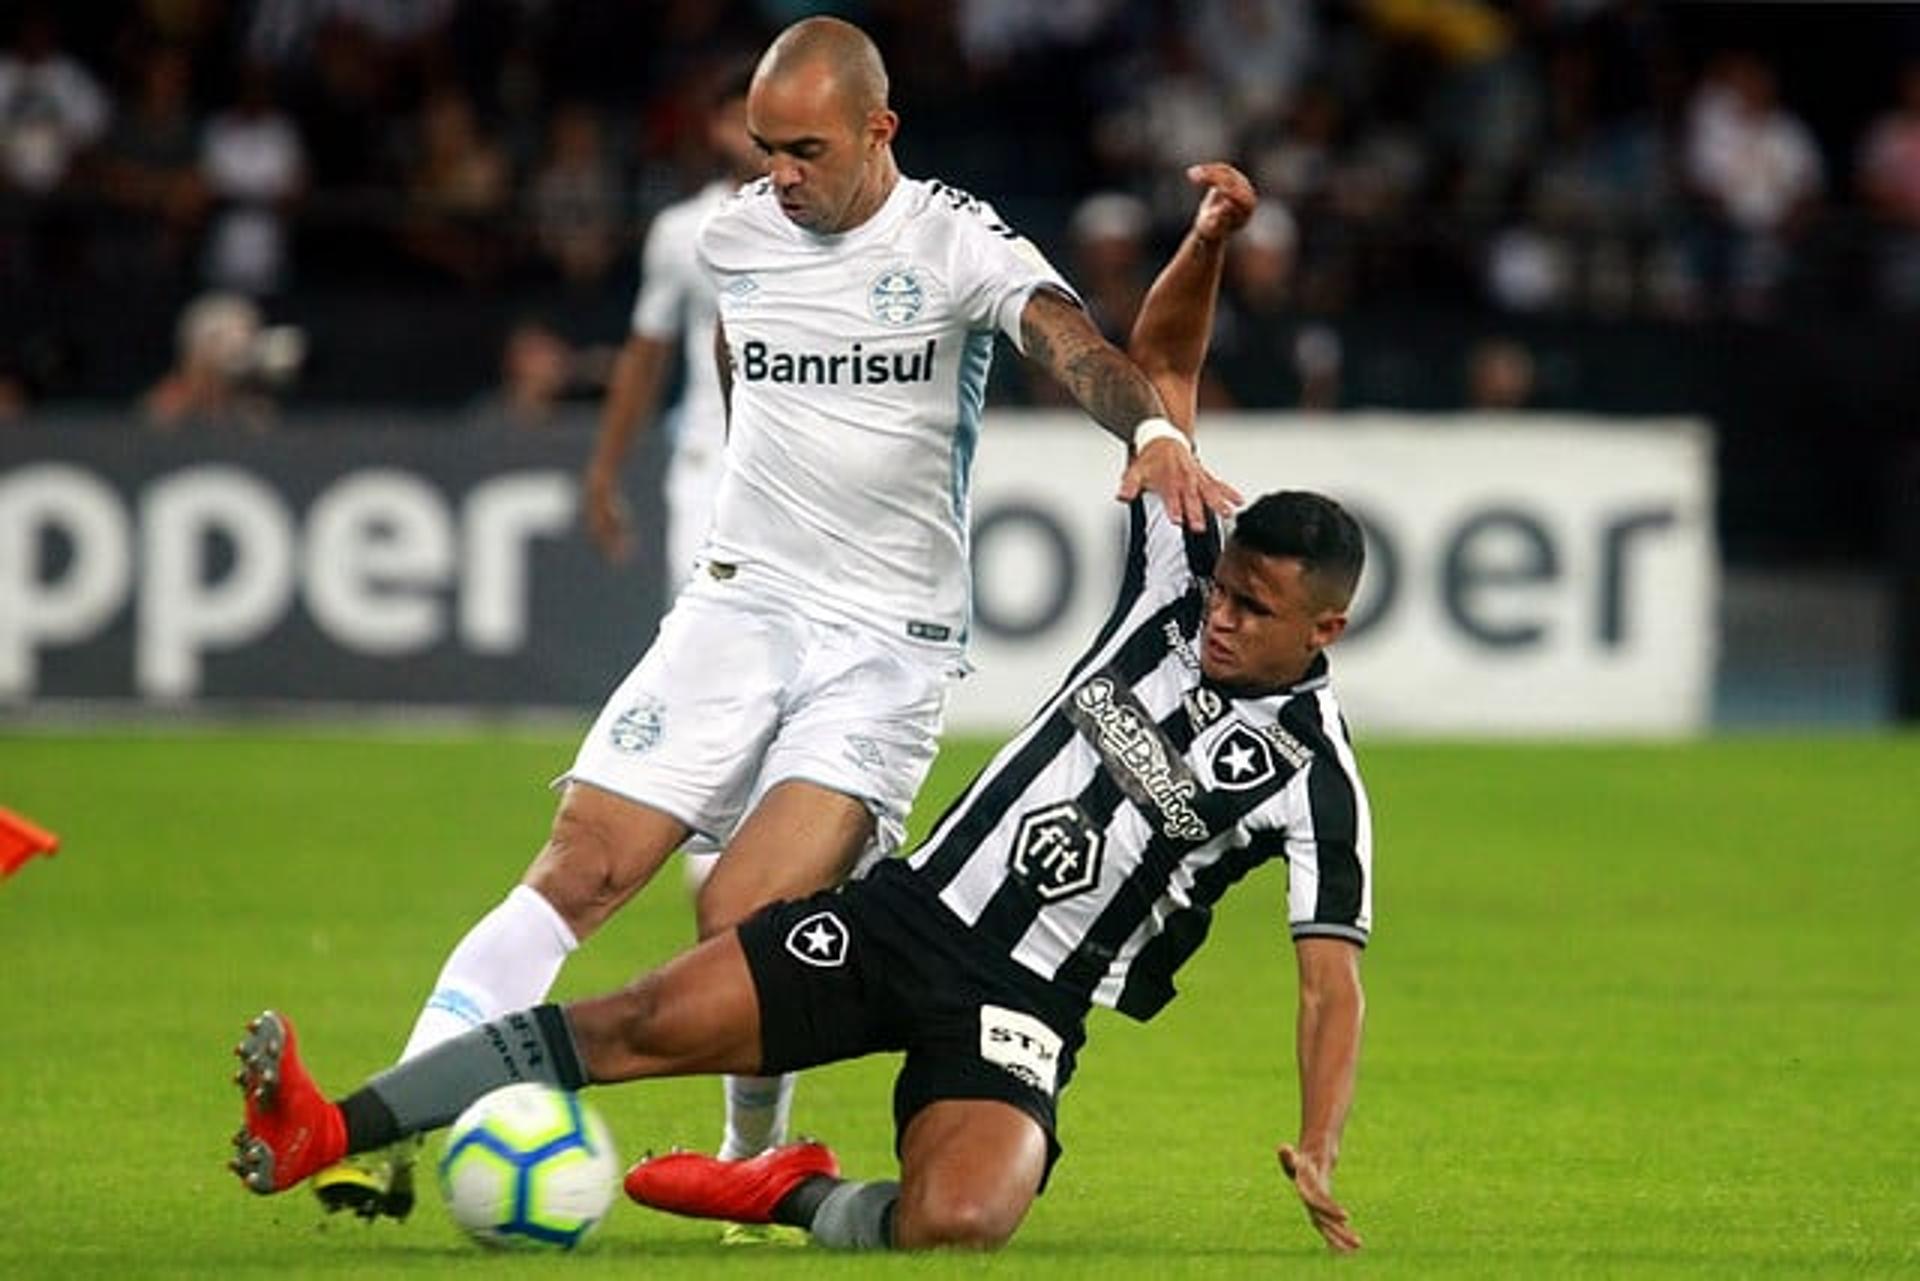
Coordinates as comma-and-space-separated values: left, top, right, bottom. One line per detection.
399, 885, 579, 1062
718, 1072, 796, 1160
682, 849, 720, 896
687, 852, 791, 1161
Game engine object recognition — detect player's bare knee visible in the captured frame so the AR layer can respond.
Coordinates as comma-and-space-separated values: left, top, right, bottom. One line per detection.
609, 973, 668, 1055
896, 1192, 1018, 1251
565, 977, 667, 1078
692, 878, 757, 940
524, 812, 631, 935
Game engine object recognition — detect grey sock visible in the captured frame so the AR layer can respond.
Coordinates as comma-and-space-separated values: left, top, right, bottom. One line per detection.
344, 1004, 587, 1143
807, 1179, 900, 1250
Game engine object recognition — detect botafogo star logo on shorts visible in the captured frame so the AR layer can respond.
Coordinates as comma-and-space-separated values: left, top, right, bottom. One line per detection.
784, 911, 850, 968
868, 268, 924, 326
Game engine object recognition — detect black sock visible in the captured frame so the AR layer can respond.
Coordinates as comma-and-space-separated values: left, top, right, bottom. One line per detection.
337, 1089, 400, 1153
772, 1174, 839, 1227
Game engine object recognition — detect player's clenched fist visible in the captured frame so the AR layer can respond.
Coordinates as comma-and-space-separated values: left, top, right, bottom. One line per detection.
1187, 163, 1256, 244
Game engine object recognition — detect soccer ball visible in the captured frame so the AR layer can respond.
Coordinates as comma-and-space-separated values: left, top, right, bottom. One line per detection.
437, 1083, 619, 1250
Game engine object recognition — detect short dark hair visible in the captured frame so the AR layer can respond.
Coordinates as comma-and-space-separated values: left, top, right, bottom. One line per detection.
1229, 491, 1365, 607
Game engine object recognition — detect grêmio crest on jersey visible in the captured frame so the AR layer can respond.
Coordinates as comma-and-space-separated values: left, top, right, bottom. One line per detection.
868, 267, 926, 325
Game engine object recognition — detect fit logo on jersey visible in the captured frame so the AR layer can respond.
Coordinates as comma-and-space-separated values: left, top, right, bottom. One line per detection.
1010, 801, 1105, 901
868, 268, 925, 325
1066, 673, 1210, 842
739, 338, 937, 386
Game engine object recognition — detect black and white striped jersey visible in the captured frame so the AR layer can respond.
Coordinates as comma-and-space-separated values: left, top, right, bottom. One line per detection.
903, 493, 1373, 1021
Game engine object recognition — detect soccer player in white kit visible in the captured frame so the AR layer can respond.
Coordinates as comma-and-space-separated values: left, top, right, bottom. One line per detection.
582, 62, 758, 591
314, 16, 1240, 1228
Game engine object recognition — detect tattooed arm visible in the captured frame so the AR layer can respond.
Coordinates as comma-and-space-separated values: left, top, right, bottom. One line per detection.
1019, 281, 1240, 529
1020, 289, 1169, 446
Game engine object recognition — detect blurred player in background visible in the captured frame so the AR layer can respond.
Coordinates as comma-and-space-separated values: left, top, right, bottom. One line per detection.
233, 162, 1373, 1254
581, 60, 758, 587
310, 15, 1238, 1232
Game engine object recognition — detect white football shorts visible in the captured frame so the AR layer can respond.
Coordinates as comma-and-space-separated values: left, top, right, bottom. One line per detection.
564, 571, 956, 867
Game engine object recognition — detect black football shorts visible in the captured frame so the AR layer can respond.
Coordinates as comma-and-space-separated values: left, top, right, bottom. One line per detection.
736, 859, 1088, 1184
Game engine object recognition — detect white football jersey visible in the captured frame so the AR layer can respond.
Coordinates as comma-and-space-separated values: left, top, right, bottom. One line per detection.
630, 180, 733, 455
699, 174, 1072, 649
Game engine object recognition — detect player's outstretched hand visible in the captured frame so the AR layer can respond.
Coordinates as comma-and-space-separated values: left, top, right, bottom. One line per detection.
1117, 440, 1242, 530
1187, 162, 1256, 245
1277, 1142, 1361, 1254
582, 458, 634, 564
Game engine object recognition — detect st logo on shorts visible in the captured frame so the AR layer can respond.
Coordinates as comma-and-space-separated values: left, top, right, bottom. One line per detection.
978, 1004, 1062, 1096
608, 697, 666, 755
1208, 722, 1278, 791
1010, 802, 1103, 901
784, 910, 850, 968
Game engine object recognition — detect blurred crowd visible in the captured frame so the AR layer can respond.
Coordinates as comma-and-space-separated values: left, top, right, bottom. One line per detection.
3, 0, 1919, 422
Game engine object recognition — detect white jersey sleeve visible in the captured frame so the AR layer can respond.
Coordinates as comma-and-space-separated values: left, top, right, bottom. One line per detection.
630, 202, 698, 339
925, 182, 1079, 354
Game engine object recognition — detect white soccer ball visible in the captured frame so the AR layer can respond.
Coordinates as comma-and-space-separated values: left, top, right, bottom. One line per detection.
437, 1082, 619, 1250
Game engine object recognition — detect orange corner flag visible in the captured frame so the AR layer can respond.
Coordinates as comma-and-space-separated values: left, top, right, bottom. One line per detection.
0, 808, 60, 879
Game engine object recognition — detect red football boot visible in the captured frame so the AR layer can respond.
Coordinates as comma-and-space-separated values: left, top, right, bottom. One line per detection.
228, 1010, 347, 1194
624, 1141, 840, 1223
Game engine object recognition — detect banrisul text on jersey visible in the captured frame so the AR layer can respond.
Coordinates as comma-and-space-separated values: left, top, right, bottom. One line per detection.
696, 176, 1075, 643
739, 338, 937, 385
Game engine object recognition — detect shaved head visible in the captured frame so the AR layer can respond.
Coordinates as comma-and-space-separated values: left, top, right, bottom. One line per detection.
746, 16, 900, 233
754, 16, 890, 124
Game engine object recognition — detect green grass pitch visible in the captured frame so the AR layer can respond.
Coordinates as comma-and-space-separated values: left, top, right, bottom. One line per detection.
1, 728, 1916, 1278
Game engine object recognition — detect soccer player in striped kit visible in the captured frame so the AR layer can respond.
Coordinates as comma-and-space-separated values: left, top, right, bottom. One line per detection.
233, 159, 1371, 1254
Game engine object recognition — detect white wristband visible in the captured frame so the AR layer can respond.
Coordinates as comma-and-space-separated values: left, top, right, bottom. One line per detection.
1131, 416, 1190, 453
